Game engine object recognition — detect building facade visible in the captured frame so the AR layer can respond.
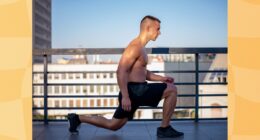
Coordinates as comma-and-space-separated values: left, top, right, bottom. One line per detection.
33, 54, 227, 120
33, 0, 52, 63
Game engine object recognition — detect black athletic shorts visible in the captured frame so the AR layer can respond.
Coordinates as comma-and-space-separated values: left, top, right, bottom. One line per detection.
113, 81, 167, 120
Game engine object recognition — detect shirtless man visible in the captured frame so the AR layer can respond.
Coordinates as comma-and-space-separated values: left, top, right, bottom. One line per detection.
68, 15, 184, 138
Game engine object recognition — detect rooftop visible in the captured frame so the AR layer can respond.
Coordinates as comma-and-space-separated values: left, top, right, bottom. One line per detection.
33, 120, 227, 140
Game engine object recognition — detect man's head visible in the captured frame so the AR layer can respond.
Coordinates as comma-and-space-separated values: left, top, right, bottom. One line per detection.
140, 15, 161, 41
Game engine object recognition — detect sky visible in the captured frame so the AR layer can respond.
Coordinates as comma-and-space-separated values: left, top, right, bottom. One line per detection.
52, 0, 227, 48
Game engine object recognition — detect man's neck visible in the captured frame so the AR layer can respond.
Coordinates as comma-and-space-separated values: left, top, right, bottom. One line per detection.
137, 33, 150, 47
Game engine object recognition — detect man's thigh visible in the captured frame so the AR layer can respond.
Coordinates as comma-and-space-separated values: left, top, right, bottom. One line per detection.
139, 83, 167, 106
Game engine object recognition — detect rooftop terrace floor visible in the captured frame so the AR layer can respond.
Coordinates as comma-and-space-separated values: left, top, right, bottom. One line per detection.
33, 120, 227, 140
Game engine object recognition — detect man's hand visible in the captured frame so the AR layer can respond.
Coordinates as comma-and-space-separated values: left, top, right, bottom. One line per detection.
121, 96, 131, 112
162, 76, 175, 84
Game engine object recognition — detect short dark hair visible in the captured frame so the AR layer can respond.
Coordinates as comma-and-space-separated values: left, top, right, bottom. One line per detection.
140, 15, 161, 24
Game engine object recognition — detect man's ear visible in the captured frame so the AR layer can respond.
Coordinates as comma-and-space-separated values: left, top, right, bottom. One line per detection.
146, 26, 151, 32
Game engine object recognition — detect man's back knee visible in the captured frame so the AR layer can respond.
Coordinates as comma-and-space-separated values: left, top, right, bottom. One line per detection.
108, 118, 127, 131
108, 123, 123, 131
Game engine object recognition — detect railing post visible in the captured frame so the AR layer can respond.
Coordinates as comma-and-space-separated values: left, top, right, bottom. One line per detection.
195, 53, 199, 122
43, 54, 48, 124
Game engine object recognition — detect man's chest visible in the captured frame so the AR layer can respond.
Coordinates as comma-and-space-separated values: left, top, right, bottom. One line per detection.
138, 50, 148, 66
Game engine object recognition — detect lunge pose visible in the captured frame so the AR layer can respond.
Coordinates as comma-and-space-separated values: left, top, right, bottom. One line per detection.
68, 15, 184, 138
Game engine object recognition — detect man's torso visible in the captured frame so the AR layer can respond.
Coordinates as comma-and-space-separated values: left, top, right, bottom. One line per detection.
127, 40, 148, 82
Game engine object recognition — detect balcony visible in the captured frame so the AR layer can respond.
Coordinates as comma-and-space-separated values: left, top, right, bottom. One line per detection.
32, 47, 227, 140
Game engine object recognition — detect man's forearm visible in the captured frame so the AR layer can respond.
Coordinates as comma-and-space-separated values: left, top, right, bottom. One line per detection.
146, 70, 164, 81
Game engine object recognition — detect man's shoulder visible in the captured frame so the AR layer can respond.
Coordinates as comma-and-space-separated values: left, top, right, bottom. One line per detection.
126, 42, 141, 51
128, 39, 143, 50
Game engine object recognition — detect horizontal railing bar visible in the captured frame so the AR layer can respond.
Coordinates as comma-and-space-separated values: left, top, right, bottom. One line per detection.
32, 82, 227, 86
199, 94, 227, 97
33, 118, 227, 122
198, 70, 227, 73
32, 94, 227, 98
33, 107, 194, 110
33, 83, 118, 86
33, 47, 227, 55
33, 106, 227, 110
199, 106, 227, 108
199, 82, 227, 85
195, 118, 227, 120
32, 70, 227, 74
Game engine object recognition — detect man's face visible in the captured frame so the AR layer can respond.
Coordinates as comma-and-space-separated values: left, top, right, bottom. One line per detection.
150, 21, 161, 41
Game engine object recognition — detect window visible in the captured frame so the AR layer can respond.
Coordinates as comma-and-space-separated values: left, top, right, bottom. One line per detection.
110, 99, 114, 106
76, 86, 80, 94
54, 100, 59, 107
48, 74, 52, 80
32, 100, 37, 107
33, 74, 37, 82
48, 86, 52, 94
103, 73, 107, 79
40, 100, 43, 107
223, 77, 227, 83
76, 100, 81, 107
83, 86, 87, 94
62, 100, 66, 107
40, 86, 43, 94
90, 99, 94, 107
62, 86, 66, 94
83, 73, 87, 79
69, 100, 73, 107
89, 73, 93, 79
54, 74, 59, 80
104, 99, 107, 107
83, 100, 87, 107
109, 86, 113, 92
48, 100, 53, 107
61, 74, 66, 79
115, 99, 119, 106
217, 77, 221, 82
97, 86, 101, 94
97, 99, 101, 106
69, 86, 73, 94
69, 74, 73, 79
33, 86, 38, 95
54, 86, 59, 94
103, 86, 107, 93
75, 74, 81, 79
109, 73, 113, 78
116, 86, 120, 92
39, 74, 43, 80
90, 85, 94, 93
96, 74, 100, 79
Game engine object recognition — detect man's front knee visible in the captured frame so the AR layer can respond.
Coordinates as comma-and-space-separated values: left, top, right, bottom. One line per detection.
168, 84, 177, 95
163, 84, 178, 98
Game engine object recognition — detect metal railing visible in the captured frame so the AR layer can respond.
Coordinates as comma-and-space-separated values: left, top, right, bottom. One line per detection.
33, 47, 228, 124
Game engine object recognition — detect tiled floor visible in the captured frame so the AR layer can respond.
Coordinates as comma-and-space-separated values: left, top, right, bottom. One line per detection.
33, 120, 227, 140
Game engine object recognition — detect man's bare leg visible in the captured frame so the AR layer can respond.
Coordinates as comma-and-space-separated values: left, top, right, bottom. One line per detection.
160, 83, 177, 127
79, 115, 128, 131
156, 83, 184, 138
